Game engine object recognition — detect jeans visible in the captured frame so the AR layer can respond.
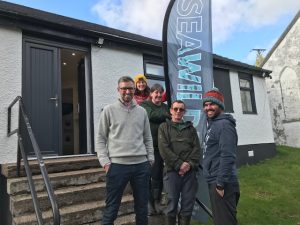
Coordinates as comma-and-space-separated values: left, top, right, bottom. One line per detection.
101, 161, 151, 225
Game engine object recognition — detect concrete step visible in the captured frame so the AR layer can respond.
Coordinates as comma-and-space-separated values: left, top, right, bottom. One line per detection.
7, 168, 105, 195
12, 195, 134, 225
11, 182, 133, 217
1, 155, 100, 178
85, 212, 166, 225
86, 213, 136, 225
11, 182, 105, 217
115, 213, 136, 225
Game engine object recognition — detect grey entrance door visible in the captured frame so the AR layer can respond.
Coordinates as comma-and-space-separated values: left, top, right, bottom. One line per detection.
23, 41, 61, 155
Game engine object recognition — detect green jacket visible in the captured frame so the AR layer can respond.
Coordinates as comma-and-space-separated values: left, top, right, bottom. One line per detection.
140, 100, 170, 149
158, 120, 201, 172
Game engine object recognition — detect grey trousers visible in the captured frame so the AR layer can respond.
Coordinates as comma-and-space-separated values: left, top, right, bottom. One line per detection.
208, 183, 240, 225
164, 170, 198, 217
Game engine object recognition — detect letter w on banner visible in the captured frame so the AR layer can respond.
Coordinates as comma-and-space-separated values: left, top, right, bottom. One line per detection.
162, 0, 213, 222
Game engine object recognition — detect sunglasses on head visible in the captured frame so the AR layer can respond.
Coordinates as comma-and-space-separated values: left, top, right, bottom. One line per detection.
172, 107, 185, 112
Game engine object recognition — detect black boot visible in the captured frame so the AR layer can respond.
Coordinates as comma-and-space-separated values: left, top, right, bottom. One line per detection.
166, 216, 176, 225
178, 215, 191, 225
148, 200, 156, 216
154, 199, 164, 214
152, 188, 163, 214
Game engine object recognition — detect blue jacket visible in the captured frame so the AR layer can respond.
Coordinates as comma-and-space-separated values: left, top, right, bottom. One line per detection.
203, 113, 239, 186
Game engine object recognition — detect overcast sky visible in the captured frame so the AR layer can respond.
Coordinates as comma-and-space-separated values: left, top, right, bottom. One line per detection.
4, 0, 300, 65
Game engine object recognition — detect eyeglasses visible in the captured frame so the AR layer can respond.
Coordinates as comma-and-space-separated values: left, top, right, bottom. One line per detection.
172, 107, 185, 112
119, 87, 135, 91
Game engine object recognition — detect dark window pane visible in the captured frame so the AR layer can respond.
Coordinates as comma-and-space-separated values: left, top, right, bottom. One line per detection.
213, 68, 233, 113
147, 79, 166, 89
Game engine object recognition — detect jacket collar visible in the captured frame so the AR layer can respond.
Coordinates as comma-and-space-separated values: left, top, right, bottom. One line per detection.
118, 98, 137, 109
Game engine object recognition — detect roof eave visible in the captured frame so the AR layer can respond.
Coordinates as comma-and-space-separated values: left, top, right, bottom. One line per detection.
0, 1, 162, 49
262, 10, 300, 66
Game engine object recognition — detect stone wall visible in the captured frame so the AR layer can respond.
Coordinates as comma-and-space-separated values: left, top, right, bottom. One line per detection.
264, 16, 300, 147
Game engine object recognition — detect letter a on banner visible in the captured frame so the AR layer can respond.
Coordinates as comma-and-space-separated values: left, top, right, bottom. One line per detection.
162, 0, 213, 222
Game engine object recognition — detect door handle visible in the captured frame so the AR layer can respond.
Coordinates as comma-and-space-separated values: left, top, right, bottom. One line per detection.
50, 94, 59, 107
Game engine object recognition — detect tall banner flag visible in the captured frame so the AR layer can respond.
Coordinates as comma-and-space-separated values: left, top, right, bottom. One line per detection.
162, 0, 213, 222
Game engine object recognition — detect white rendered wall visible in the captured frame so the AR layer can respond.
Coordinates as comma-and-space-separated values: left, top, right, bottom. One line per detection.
91, 44, 144, 134
229, 71, 275, 146
0, 27, 22, 164
0, 27, 274, 164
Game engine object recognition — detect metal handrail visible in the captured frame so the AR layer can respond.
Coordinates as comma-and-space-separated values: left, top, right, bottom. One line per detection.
7, 96, 60, 225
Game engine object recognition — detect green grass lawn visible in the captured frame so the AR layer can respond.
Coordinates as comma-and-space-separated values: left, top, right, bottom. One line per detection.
192, 146, 300, 225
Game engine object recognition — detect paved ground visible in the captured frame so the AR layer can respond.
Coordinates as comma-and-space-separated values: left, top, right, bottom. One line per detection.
149, 214, 165, 225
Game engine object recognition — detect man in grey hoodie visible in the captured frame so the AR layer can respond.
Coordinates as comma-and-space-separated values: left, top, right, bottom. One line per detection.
96, 76, 154, 225
202, 88, 240, 225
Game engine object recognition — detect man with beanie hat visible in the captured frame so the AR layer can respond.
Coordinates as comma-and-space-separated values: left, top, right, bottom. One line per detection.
202, 88, 240, 225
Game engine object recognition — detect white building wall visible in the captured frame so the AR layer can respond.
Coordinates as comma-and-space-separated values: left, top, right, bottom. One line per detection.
91, 44, 144, 135
264, 16, 300, 147
0, 27, 275, 164
0, 27, 22, 164
229, 71, 274, 146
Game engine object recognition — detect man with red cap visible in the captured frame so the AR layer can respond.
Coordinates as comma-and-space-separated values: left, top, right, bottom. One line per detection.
202, 88, 240, 225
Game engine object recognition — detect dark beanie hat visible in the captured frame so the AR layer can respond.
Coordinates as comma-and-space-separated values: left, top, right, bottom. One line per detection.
203, 88, 225, 110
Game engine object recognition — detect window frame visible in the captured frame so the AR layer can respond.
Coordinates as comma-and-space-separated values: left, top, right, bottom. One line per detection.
239, 72, 257, 114
143, 55, 165, 81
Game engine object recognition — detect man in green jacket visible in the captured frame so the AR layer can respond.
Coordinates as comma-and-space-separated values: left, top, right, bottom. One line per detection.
140, 83, 170, 215
158, 100, 201, 225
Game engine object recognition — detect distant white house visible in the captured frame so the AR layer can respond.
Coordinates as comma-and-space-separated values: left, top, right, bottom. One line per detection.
0, 1, 275, 167
262, 10, 300, 148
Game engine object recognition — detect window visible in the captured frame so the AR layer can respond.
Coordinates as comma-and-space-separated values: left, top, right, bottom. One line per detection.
213, 68, 233, 113
239, 73, 256, 114
143, 55, 165, 88
145, 63, 164, 77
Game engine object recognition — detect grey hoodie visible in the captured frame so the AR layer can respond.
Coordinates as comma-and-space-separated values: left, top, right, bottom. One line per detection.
203, 113, 239, 186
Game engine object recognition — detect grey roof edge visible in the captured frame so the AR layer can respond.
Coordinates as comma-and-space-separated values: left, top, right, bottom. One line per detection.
213, 54, 272, 77
0, 1, 271, 77
262, 10, 300, 66
0, 1, 162, 48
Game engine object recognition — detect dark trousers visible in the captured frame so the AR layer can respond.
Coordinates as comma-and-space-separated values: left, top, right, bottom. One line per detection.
101, 162, 151, 225
164, 170, 198, 217
208, 183, 240, 225
150, 150, 164, 201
